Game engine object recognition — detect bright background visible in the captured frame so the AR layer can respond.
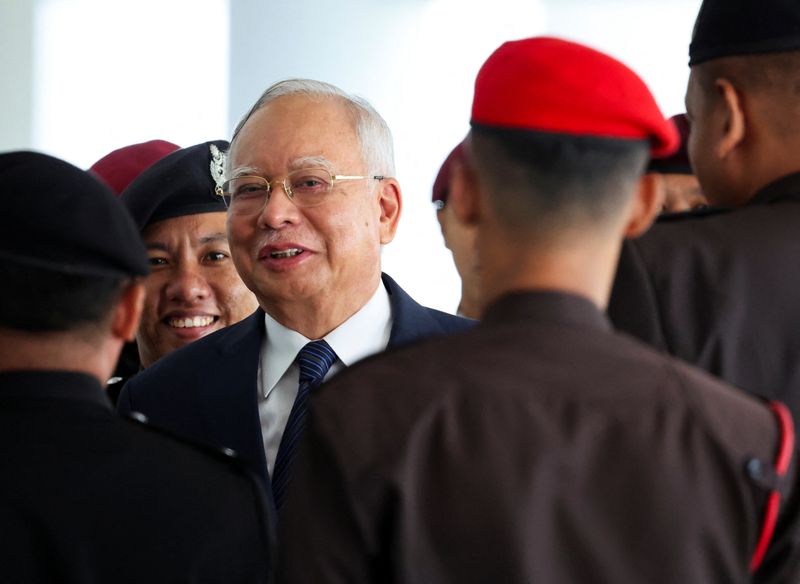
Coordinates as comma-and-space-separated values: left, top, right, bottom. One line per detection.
0, 0, 702, 313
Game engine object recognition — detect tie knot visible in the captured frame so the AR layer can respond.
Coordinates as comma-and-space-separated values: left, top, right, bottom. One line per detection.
297, 340, 337, 386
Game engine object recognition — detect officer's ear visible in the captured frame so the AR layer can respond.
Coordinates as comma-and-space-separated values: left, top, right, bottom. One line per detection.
449, 156, 481, 227
715, 77, 746, 160
624, 172, 665, 239
111, 281, 145, 342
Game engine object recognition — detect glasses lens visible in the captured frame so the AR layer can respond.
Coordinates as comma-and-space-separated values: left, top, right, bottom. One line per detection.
224, 177, 270, 214
287, 169, 332, 207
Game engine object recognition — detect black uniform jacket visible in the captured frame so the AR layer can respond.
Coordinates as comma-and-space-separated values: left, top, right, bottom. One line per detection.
0, 370, 274, 584
118, 273, 474, 486
609, 172, 800, 420
278, 292, 800, 584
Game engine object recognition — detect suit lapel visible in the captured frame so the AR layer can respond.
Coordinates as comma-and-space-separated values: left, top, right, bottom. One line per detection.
382, 273, 447, 349
201, 309, 270, 484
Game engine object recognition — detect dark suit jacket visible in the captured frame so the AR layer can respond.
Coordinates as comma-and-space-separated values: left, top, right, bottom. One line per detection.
118, 274, 473, 484
0, 370, 273, 584
608, 172, 800, 421
279, 292, 800, 584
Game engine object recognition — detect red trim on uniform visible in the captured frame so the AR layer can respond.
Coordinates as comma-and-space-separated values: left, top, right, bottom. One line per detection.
750, 401, 795, 572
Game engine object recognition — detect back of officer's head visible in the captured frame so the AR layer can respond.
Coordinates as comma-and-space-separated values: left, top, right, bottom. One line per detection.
466, 37, 676, 240
468, 130, 650, 238
0, 152, 149, 341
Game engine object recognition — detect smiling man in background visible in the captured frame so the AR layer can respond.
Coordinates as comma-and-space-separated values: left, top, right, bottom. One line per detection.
118, 80, 472, 509
120, 140, 258, 371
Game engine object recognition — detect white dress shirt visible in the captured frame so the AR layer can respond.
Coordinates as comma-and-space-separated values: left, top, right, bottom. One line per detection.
258, 282, 393, 474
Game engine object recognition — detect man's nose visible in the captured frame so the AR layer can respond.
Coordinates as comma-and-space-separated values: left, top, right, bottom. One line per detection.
165, 264, 212, 302
258, 181, 301, 229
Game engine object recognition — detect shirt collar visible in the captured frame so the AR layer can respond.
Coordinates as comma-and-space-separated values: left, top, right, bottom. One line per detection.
482, 290, 611, 333
0, 370, 112, 410
748, 171, 800, 206
261, 281, 393, 393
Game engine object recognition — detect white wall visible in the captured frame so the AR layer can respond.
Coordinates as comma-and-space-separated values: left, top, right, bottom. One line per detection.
0, 0, 35, 152
30, 0, 230, 168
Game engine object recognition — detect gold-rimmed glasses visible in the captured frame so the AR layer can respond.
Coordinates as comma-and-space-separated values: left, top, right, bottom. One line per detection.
218, 168, 384, 215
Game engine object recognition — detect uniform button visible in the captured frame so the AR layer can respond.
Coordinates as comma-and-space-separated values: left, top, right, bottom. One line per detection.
747, 458, 765, 481
129, 411, 149, 424
220, 448, 237, 457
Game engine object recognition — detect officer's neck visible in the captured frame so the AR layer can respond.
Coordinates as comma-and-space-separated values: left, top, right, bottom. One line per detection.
0, 327, 119, 385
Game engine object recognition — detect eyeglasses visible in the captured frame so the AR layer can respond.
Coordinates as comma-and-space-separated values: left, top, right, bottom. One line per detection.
217, 168, 384, 215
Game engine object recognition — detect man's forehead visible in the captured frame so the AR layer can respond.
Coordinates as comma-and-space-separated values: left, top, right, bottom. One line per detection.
229, 96, 363, 174
229, 156, 337, 178
143, 212, 229, 242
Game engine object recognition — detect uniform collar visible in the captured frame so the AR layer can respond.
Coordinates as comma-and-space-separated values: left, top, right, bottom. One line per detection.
748, 171, 800, 206
482, 290, 612, 332
0, 370, 112, 410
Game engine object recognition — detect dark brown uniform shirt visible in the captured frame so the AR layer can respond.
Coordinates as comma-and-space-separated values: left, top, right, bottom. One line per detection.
609, 172, 800, 421
279, 292, 800, 584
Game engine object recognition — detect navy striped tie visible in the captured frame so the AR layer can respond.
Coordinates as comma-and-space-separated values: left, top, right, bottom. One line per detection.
271, 339, 338, 511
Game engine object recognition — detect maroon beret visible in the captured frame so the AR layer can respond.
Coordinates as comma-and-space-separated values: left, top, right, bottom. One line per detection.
471, 37, 679, 158
647, 114, 692, 174
432, 143, 464, 207
89, 140, 180, 195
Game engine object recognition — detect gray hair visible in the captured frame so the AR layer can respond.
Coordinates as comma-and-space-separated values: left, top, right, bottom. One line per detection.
230, 79, 395, 177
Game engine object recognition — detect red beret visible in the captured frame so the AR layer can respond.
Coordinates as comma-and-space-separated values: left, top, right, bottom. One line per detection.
432, 142, 464, 206
471, 37, 678, 158
89, 139, 180, 195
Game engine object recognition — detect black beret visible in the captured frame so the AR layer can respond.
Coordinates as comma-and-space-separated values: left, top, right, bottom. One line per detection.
121, 140, 229, 231
0, 151, 149, 278
690, 0, 800, 65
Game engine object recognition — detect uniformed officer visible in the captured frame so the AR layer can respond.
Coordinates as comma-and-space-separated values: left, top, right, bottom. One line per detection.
90, 139, 180, 389
113, 141, 258, 401
278, 37, 800, 584
608, 0, 800, 423
0, 151, 273, 582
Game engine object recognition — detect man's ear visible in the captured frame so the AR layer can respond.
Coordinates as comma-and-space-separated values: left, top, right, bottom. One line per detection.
715, 77, 746, 159
111, 282, 145, 342
624, 173, 665, 239
377, 178, 402, 245
448, 157, 481, 227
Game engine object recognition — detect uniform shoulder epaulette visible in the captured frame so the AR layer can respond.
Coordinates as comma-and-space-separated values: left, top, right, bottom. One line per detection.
121, 411, 250, 473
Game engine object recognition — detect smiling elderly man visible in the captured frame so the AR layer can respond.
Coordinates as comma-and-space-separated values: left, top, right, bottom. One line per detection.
118, 80, 472, 508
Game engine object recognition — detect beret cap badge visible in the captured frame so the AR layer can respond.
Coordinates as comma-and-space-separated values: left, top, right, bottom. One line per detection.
209, 143, 226, 197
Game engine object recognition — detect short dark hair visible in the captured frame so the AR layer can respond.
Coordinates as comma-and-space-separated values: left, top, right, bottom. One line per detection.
468, 127, 649, 235
0, 259, 127, 334
695, 51, 800, 96
693, 51, 800, 137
